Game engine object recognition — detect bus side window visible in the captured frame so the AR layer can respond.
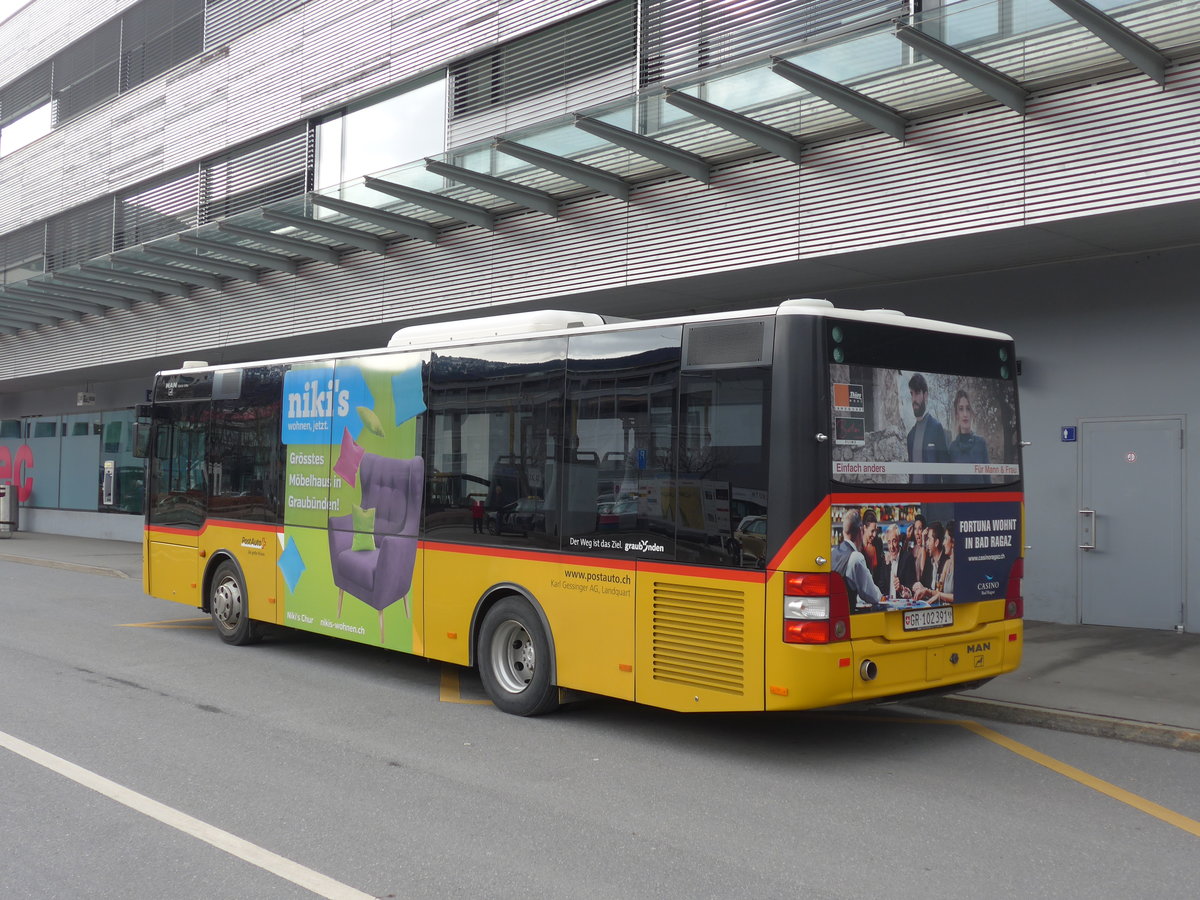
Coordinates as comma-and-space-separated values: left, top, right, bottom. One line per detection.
563, 326, 682, 557
426, 338, 565, 548
676, 370, 770, 568
147, 401, 209, 529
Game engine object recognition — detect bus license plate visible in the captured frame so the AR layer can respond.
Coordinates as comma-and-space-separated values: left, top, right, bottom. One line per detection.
903, 607, 954, 631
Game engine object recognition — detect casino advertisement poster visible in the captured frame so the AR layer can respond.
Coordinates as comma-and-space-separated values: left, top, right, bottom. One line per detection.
830, 500, 1021, 613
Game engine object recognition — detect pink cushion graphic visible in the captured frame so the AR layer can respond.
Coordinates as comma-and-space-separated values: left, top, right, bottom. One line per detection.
333, 427, 365, 486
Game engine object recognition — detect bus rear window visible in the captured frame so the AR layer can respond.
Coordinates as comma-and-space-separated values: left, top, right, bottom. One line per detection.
827, 322, 1020, 487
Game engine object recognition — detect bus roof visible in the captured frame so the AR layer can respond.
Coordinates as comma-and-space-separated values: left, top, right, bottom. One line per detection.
154, 300, 1013, 377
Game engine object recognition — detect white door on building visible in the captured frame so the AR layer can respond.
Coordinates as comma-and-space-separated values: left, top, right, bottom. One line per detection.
1078, 417, 1184, 630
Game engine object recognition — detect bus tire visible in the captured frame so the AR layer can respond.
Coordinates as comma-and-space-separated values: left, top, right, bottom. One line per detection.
478, 597, 559, 716
209, 560, 261, 646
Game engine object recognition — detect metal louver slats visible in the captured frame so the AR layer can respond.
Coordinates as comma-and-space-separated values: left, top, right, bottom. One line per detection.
450, 0, 637, 120
0, 62, 51, 127
46, 199, 115, 272
203, 0, 311, 51
651, 581, 746, 695
0, 224, 46, 281
641, 0, 905, 85
120, 0, 206, 92
201, 126, 311, 223
116, 167, 200, 249
50, 21, 121, 126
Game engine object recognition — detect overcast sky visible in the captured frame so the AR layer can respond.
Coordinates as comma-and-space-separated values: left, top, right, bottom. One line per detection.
0, 1, 29, 26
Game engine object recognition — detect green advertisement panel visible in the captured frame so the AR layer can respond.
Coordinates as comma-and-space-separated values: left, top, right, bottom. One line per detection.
278, 352, 426, 651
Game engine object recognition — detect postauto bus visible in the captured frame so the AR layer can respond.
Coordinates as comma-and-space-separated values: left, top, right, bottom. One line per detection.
140, 300, 1023, 715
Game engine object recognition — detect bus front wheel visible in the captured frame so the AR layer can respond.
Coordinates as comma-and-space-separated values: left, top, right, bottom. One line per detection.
478, 597, 559, 716
209, 561, 261, 646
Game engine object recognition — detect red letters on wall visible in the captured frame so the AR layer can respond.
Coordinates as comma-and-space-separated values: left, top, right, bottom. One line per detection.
0, 445, 34, 503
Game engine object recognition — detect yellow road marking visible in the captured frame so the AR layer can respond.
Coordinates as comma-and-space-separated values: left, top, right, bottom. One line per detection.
814, 711, 1200, 837
960, 720, 1200, 838
439, 667, 491, 705
118, 618, 211, 629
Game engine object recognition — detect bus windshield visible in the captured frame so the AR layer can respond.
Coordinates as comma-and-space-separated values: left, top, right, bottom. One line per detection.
826, 319, 1020, 487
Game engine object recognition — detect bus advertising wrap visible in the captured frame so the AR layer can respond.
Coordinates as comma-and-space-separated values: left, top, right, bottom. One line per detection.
830, 365, 1020, 485
278, 353, 426, 651
831, 499, 1021, 614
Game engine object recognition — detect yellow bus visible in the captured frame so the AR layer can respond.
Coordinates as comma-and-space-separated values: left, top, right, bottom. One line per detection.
140, 300, 1024, 715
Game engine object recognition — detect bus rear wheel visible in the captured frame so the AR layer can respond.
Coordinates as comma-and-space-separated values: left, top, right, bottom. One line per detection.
478, 597, 558, 716
209, 561, 261, 646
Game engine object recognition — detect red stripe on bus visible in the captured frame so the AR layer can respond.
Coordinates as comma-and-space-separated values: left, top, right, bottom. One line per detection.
769, 497, 833, 571
420, 541, 637, 572
419, 541, 764, 582
829, 491, 1024, 505
146, 520, 284, 538
635, 560, 766, 583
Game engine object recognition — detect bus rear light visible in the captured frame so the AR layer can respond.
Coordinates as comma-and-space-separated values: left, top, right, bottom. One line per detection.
784, 572, 831, 596
783, 572, 851, 644
1005, 557, 1024, 619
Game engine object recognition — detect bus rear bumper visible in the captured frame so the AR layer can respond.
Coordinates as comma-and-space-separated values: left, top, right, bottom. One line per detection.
763, 618, 1021, 712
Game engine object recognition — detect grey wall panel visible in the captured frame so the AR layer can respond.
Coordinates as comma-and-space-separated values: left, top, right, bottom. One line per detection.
297, 0, 393, 113
798, 108, 1026, 256
487, 197, 630, 303
162, 53, 231, 170
625, 156, 800, 282
1025, 67, 1200, 221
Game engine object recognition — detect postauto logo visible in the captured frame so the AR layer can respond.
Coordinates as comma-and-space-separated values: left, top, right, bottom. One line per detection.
281, 366, 371, 445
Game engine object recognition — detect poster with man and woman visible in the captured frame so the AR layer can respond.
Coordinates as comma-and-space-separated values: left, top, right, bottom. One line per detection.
830, 365, 1020, 485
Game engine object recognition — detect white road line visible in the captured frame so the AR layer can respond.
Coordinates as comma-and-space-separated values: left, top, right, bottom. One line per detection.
0, 728, 375, 900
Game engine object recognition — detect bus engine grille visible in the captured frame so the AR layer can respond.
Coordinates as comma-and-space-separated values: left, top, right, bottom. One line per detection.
650, 582, 745, 695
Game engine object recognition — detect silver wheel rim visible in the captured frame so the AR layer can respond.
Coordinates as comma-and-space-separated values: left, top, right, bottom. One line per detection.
489, 619, 535, 694
212, 574, 243, 631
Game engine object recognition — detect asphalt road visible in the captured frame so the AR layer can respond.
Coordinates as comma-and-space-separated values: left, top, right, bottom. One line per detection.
2, 560, 1199, 899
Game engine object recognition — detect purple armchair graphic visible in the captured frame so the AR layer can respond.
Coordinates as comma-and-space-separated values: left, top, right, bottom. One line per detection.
328, 453, 424, 642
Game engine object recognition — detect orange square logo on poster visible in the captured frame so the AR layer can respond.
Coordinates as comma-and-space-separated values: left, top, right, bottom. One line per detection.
833, 383, 863, 413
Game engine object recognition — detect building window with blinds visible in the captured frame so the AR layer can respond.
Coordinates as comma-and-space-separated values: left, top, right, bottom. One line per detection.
0, 62, 52, 157
120, 0, 206, 94
200, 126, 313, 223
640, 0, 906, 85
449, 0, 638, 121
0, 224, 46, 284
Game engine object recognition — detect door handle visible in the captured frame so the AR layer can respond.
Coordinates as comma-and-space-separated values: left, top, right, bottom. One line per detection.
1078, 509, 1095, 550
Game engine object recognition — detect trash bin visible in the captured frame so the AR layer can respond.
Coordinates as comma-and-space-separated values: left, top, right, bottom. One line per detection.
0, 484, 17, 537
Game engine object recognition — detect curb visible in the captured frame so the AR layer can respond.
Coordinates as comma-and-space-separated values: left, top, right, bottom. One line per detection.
913, 695, 1200, 753
0, 553, 131, 580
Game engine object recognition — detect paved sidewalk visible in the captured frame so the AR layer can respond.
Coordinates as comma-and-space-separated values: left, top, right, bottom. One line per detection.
0, 531, 142, 580
2, 531, 1197, 749
917, 620, 1200, 752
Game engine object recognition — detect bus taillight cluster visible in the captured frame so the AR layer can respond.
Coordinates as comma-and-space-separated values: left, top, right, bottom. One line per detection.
1005, 557, 1024, 620
782, 572, 852, 644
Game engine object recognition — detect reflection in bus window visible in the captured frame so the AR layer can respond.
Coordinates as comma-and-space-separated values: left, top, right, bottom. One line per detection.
563, 327, 681, 559
207, 366, 285, 524
425, 338, 565, 549
148, 403, 208, 528
676, 370, 770, 568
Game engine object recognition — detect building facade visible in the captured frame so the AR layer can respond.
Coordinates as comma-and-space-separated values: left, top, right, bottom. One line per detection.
1, 0, 1198, 631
